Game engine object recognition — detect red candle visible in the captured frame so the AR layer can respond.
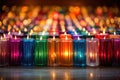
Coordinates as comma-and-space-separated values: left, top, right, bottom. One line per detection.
95, 31, 109, 39
0, 37, 9, 66
99, 38, 113, 66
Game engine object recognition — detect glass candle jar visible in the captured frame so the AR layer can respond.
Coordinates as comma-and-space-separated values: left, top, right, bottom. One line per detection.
86, 38, 99, 67
48, 36, 60, 66
73, 38, 86, 67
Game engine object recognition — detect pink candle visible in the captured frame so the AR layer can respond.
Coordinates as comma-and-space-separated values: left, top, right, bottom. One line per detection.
9, 36, 21, 66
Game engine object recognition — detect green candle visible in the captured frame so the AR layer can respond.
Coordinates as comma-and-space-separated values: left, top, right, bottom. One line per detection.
34, 37, 48, 66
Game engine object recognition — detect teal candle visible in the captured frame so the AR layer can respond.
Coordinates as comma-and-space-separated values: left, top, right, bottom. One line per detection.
34, 37, 48, 66
73, 38, 86, 67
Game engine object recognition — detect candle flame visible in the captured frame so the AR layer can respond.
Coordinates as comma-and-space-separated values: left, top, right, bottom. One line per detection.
83, 28, 85, 31
15, 36, 17, 39
78, 37, 80, 40
64, 32, 67, 35
88, 33, 90, 35
18, 30, 21, 35
0, 36, 3, 40
30, 30, 33, 34
42, 31, 45, 35
53, 36, 55, 40
27, 35, 29, 39
24, 28, 27, 32
91, 37, 93, 40
114, 32, 116, 35
3, 34, 6, 38
104, 37, 106, 39
40, 36, 43, 40
75, 31, 77, 35
93, 29, 96, 34
86, 31, 88, 34
103, 29, 105, 34
8, 32, 10, 35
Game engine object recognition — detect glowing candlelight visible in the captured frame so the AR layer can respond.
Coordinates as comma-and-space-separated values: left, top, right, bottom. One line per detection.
48, 36, 60, 66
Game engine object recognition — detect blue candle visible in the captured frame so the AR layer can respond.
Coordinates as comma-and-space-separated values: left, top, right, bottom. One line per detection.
21, 36, 34, 66
73, 38, 86, 67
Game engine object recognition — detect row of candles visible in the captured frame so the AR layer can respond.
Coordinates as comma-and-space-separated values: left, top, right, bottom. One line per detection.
0, 31, 120, 67
0, 6, 120, 67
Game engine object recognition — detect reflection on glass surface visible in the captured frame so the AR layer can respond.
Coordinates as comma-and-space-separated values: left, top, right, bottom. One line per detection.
51, 70, 56, 80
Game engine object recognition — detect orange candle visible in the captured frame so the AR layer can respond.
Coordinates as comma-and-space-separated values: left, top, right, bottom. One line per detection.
109, 32, 120, 39
48, 36, 60, 66
60, 33, 73, 66
60, 32, 72, 38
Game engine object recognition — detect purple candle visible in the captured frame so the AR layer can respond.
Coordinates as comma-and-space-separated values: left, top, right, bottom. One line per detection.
9, 36, 21, 66
113, 38, 120, 66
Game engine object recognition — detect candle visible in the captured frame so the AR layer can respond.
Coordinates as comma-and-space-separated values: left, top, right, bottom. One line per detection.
12, 31, 24, 38
3, 32, 12, 39
109, 32, 120, 39
82, 33, 95, 39
86, 38, 99, 67
60, 34, 73, 66
21, 35, 34, 66
73, 37, 86, 67
0, 37, 9, 66
34, 36, 48, 66
113, 38, 120, 66
29, 30, 38, 39
9, 36, 21, 66
99, 38, 113, 66
48, 36, 60, 66
60, 32, 72, 38
95, 30, 109, 39
37, 31, 49, 39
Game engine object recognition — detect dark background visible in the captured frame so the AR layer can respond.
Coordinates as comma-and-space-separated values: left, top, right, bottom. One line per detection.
0, 0, 120, 7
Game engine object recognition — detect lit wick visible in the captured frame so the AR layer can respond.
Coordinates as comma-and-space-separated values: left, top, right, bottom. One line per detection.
114, 32, 116, 35
18, 31, 21, 35
15, 36, 17, 40
40, 36, 43, 40
53, 36, 55, 40
104, 37, 106, 39
27, 35, 29, 39
77, 37, 80, 40
0, 36, 3, 40
8, 32, 10, 35
3, 34, 6, 38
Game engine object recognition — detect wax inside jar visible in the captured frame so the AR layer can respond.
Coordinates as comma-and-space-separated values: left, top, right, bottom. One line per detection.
48, 37, 60, 66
